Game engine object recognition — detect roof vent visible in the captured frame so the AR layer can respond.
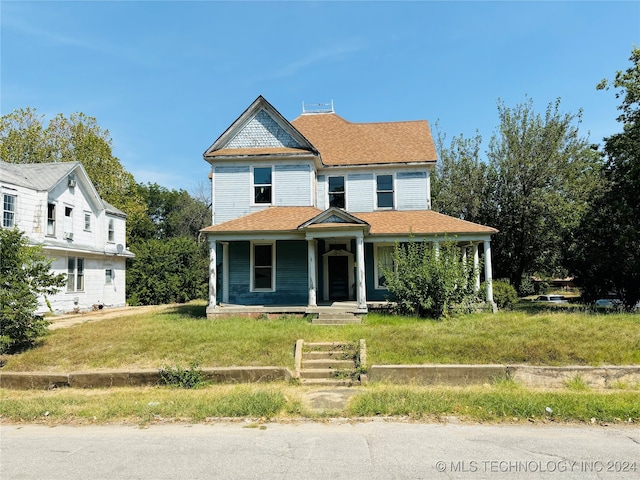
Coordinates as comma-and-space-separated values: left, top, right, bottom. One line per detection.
302, 100, 334, 115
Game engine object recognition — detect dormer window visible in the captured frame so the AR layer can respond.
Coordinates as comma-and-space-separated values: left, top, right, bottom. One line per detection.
253, 167, 272, 204
328, 176, 345, 209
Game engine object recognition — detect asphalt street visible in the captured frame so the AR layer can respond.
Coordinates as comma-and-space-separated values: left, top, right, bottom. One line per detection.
1, 421, 639, 479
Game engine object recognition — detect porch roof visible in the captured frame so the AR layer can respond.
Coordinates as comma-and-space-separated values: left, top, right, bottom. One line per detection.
201, 207, 497, 237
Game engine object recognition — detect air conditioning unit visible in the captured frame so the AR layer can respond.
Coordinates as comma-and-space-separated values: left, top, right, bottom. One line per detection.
64, 232, 74, 240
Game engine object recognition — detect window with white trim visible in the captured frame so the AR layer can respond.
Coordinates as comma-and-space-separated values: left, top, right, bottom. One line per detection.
376, 174, 394, 209
251, 242, 275, 291
47, 203, 56, 236
67, 257, 84, 292
253, 166, 272, 204
328, 176, 346, 209
374, 244, 395, 289
3, 193, 16, 228
107, 218, 115, 242
84, 212, 91, 231
105, 268, 113, 285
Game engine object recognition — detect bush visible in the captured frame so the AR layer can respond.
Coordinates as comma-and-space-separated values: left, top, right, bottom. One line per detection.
0, 228, 65, 353
159, 362, 205, 389
489, 279, 518, 309
382, 238, 477, 318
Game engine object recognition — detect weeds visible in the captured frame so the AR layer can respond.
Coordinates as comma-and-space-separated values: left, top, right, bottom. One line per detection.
159, 362, 205, 389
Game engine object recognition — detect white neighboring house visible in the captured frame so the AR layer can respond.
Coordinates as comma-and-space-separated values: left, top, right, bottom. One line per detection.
0, 160, 134, 314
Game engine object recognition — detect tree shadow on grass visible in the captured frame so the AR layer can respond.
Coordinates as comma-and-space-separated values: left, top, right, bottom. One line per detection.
165, 303, 207, 318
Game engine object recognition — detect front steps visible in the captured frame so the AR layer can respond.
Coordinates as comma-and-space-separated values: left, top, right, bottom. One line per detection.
312, 312, 362, 325
295, 339, 366, 386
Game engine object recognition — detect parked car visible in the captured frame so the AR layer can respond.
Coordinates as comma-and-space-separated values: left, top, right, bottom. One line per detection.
535, 295, 569, 303
595, 298, 622, 308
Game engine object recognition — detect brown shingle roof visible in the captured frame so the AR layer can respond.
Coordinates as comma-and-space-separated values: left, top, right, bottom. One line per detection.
291, 113, 437, 166
355, 210, 497, 235
201, 207, 322, 233
201, 207, 496, 236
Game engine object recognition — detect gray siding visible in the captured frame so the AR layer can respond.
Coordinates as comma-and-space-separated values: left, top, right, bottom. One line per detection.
347, 173, 374, 212
214, 166, 252, 224
397, 171, 429, 210
274, 165, 312, 206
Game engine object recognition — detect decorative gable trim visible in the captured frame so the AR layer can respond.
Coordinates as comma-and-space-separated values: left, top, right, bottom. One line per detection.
298, 207, 369, 229
203, 96, 318, 160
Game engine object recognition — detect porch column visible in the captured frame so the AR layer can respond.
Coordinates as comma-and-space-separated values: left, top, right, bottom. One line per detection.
473, 243, 480, 292
355, 234, 367, 311
307, 238, 317, 308
483, 239, 494, 307
222, 242, 229, 304
208, 237, 217, 308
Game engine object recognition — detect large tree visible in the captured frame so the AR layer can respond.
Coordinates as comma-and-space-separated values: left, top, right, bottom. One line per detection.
0, 109, 146, 237
570, 48, 640, 308
0, 228, 66, 353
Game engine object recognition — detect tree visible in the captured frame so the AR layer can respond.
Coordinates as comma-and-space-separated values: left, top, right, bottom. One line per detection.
0, 228, 66, 353
126, 237, 208, 306
570, 48, 640, 308
381, 238, 478, 318
486, 98, 601, 293
0, 109, 146, 237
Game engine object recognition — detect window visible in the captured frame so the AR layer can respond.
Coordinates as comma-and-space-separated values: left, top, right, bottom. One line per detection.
253, 167, 272, 204
84, 212, 91, 231
67, 257, 84, 292
376, 174, 394, 209
105, 268, 113, 285
3, 193, 16, 228
375, 244, 395, 289
107, 219, 114, 242
328, 176, 346, 208
47, 203, 56, 236
251, 242, 275, 291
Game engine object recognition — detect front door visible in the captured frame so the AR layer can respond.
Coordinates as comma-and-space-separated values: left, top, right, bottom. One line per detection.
328, 256, 349, 300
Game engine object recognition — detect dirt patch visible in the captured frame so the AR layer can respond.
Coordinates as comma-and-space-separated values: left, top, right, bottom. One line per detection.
48, 305, 174, 330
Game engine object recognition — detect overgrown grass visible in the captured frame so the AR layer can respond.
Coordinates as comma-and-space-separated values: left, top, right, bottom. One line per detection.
347, 384, 640, 423
1, 383, 638, 425
2, 303, 639, 372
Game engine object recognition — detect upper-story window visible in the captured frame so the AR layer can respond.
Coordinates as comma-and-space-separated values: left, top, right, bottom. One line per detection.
376, 174, 394, 209
84, 212, 91, 231
2, 193, 16, 228
47, 203, 56, 236
328, 176, 346, 209
107, 218, 115, 242
253, 167, 272, 204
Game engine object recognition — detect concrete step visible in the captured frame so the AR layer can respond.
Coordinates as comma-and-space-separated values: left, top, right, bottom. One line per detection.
300, 378, 358, 387
302, 351, 353, 360
304, 341, 352, 351
301, 359, 355, 369
299, 368, 351, 379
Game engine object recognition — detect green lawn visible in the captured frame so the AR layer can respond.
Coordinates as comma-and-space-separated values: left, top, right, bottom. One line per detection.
2, 302, 640, 372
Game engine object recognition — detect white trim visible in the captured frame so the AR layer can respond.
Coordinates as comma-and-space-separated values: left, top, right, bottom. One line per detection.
373, 243, 395, 290
222, 242, 229, 304
250, 240, 276, 292
250, 165, 274, 206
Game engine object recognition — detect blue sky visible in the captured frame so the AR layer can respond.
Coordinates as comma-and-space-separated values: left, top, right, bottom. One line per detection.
2, 1, 638, 191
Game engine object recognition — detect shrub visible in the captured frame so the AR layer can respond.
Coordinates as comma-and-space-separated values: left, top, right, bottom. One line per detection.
382, 238, 477, 318
489, 279, 519, 309
158, 362, 205, 389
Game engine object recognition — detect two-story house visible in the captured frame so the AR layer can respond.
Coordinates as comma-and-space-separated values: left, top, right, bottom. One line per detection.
0, 160, 134, 314
201, 96, 497, 318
